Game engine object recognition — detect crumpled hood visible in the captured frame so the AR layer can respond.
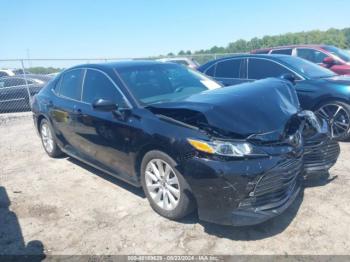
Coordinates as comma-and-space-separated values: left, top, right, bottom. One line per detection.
148, 78, 300, 140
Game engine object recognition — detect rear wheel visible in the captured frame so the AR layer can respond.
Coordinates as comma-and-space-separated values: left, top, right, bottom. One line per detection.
141, 150, 195, 220
40, 119, 63, 158
315, 101, 350, 141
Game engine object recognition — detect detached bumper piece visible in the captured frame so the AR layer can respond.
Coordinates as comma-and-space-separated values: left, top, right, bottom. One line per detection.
304, 139, 340, 175
232, 158, 303, 226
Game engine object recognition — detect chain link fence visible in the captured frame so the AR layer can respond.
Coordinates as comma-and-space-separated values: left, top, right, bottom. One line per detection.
0, 53, 239, 114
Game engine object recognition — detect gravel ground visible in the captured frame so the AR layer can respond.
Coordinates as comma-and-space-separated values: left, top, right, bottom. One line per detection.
0, 114, 349, 256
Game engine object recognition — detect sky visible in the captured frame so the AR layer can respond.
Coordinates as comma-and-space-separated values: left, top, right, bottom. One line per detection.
1, 0, 350, 60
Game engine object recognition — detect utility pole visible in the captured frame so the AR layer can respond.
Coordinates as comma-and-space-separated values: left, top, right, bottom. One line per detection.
26, 48, 32, 67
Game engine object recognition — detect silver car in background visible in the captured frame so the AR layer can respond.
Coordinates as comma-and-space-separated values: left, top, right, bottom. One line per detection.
157, 57, 200, 69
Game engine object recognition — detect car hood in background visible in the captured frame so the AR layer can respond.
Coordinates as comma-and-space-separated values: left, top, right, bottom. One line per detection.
320, 75, 350, 85
148, 78, 300, 140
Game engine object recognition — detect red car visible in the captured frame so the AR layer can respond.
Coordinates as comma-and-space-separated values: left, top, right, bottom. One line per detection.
251, 45, 350, 75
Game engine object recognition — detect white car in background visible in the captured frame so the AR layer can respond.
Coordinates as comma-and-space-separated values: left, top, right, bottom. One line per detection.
0, 69, 31, 77
0, 69, 15, 78
156, 57, 200, 69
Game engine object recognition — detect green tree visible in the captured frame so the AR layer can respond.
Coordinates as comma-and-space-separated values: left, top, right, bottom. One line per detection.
27, 67, 62, 74
170, 27, 350, 56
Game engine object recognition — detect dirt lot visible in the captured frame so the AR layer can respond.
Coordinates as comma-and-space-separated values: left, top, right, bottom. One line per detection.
0, 114, 350, 256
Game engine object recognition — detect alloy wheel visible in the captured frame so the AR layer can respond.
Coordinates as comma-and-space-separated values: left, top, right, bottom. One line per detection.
41, 123, 54, 153
316, 103, 350, 139
144, 159, 180, 211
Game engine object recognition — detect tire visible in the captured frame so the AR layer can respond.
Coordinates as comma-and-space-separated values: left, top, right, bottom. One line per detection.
39, 118, 63, 158
140, 150, 195, 220
315, 101, 350, 141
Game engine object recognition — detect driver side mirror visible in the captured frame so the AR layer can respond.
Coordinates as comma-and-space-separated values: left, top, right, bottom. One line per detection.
92, 98, 118, 112
323, 56, 336, 67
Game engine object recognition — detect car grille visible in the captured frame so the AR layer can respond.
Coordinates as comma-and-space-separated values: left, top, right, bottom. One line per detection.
239, 157, 303, 210
304, 139, 340, 171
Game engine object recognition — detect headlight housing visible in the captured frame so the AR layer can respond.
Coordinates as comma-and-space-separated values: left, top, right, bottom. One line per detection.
299, 110, 321, 132
187, 138, 253, 157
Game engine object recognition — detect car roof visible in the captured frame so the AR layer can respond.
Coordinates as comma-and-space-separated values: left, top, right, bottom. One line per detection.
198, 54, 293, 69
68, 60, 174, 71
158, 57, 191, 61
252, 44, 329, 52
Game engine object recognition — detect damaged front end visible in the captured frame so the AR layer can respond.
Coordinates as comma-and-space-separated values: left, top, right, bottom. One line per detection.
148, 78, 340, 226
300, 111, 340, 176
231, 111, 340, 226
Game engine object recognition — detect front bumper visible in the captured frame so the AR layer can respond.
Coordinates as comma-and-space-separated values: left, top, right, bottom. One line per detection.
181, 152, 303, 226
231, 182, 300, 226
182, 132, 340, 226
303, 138, 340, 175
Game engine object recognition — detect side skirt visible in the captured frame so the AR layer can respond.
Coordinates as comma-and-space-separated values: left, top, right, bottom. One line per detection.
60, 145, 141, 188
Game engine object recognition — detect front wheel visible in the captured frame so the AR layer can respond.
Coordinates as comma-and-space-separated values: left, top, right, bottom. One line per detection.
315, 101, 350, 141
140, 150, 195, 220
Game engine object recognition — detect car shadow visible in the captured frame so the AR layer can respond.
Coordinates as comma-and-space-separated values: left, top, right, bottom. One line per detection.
66, 157, 146, 198
0, 186, 45, 260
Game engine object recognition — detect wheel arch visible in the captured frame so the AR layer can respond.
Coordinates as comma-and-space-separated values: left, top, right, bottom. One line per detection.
312, 96, 350, 111
134, 142, 179, 178
36, 114, 48, 133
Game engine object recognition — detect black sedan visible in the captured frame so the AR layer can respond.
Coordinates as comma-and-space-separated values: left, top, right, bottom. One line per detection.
32, 61, 339, 226
0, 74, 52, 113
198, 54, 350, 140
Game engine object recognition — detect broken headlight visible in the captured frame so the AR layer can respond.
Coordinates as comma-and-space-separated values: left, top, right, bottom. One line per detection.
187, 139, 253, 157
299, 110, 322, 133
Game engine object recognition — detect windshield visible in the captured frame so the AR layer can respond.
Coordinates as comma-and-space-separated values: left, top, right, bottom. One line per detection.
117, 63, 221, 105
280, 56, 337, 79
323, 46, 350, 62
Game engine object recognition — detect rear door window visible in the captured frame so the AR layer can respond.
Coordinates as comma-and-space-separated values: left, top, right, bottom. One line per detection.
271, 49, 293, 55
248, 58, 291, 79
214, 59, 242, 78
296, 48, 328, 64
254, 49, 270, 54
59, 69, 83, 100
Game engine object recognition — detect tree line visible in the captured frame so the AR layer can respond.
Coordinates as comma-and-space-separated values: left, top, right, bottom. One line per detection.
170, 27, 350, 56
23, 27, 350, 73
27, 67, 62, 74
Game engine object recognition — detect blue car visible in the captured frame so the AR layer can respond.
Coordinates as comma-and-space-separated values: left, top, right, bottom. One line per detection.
198, 54, 350, 140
